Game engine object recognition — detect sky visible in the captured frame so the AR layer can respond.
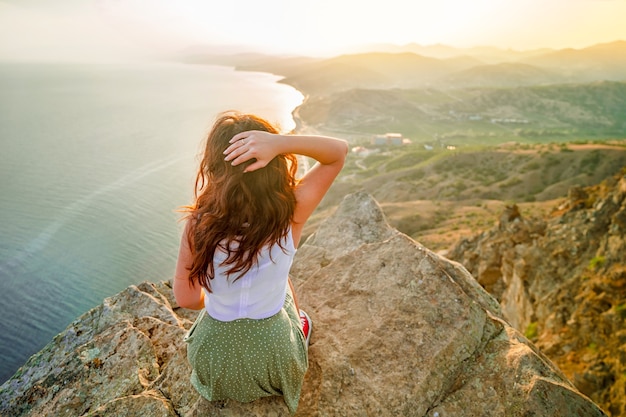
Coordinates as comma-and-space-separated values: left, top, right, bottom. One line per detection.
1, 0, 626, 61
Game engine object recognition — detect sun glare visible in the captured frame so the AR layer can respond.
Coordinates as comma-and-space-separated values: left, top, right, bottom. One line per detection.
1, 0, 626, 61
105, 0, 625, 53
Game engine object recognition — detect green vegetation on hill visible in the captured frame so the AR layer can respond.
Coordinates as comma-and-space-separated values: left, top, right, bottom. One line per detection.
330, 142, 626, 204
301, 142, 626, 250
299, 81, 626, 143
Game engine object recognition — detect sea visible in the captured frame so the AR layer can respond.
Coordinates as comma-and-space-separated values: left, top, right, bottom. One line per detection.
0, 60, 304, 383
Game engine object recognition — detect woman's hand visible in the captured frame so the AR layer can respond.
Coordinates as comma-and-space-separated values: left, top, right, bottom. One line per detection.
224, 130, 283, 173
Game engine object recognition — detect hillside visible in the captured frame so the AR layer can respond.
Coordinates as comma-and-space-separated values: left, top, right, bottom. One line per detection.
442, 62, 562, 87
448, 169, 626, 416
349, 42, 555, 63
301, 143, 626, 251
523, 40, 626, 82
296, 81, 626, 141
277, 52, 479, 94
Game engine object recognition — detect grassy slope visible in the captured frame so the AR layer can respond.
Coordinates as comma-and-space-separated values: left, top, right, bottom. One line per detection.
297, 81, 626, 142
302, 142, 626, 251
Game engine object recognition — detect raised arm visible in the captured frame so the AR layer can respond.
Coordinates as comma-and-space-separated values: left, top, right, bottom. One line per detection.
224, 131, 348, 245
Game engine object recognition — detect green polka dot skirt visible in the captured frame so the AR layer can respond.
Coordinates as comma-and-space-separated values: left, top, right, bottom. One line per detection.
184, 287, 309, 414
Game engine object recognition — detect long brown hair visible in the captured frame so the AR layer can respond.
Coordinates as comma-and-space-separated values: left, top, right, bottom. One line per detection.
183, 112, 298, 291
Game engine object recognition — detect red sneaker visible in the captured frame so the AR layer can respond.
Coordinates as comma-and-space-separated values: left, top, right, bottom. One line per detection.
299, 309, 312, 348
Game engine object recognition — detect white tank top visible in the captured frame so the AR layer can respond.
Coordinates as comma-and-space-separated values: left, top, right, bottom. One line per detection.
203, 228, 296, 321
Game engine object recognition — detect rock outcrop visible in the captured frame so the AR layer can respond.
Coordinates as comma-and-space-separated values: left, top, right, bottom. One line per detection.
0, 192, 607, 416
449, 169, 626, 416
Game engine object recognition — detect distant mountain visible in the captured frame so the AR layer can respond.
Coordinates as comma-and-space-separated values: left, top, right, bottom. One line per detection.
442, 62, 562, 88
523, 40, 626, 82
350, 42, 554, 63
277, 52, 480, 94
290, 42, 626, 94
174, 41, 626, 93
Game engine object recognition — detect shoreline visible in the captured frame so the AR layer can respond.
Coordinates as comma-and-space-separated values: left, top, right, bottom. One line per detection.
203, 62, 319, 136
187, 61, 312, 135
0, 61, 308, 386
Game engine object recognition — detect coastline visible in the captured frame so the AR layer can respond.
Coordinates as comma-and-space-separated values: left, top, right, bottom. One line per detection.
199, 61, 316, 136
290, 94, 318, 135
0, 61, 309, 386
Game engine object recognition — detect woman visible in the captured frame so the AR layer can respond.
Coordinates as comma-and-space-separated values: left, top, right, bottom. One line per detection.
173, 112, 347, 414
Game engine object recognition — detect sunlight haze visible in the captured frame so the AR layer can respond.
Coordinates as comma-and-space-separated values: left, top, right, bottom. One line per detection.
1, 0, 626, 61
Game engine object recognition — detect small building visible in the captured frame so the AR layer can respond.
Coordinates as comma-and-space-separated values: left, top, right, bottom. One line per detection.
372, 133, 404, 146
351, 146, 378, 157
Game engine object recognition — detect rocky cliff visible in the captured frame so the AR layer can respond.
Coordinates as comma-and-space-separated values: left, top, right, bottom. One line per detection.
0, 192, 607, 416
449, 169, 626, 416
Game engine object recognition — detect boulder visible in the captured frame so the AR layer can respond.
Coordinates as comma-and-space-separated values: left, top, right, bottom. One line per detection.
0, 192, 607, 416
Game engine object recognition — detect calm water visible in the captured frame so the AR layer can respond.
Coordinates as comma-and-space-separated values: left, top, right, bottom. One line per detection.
0, 61, 303, 383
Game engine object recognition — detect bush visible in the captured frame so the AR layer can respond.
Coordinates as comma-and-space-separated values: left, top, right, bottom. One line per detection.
589, 255, 606, 270
525, 322, 539, 340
